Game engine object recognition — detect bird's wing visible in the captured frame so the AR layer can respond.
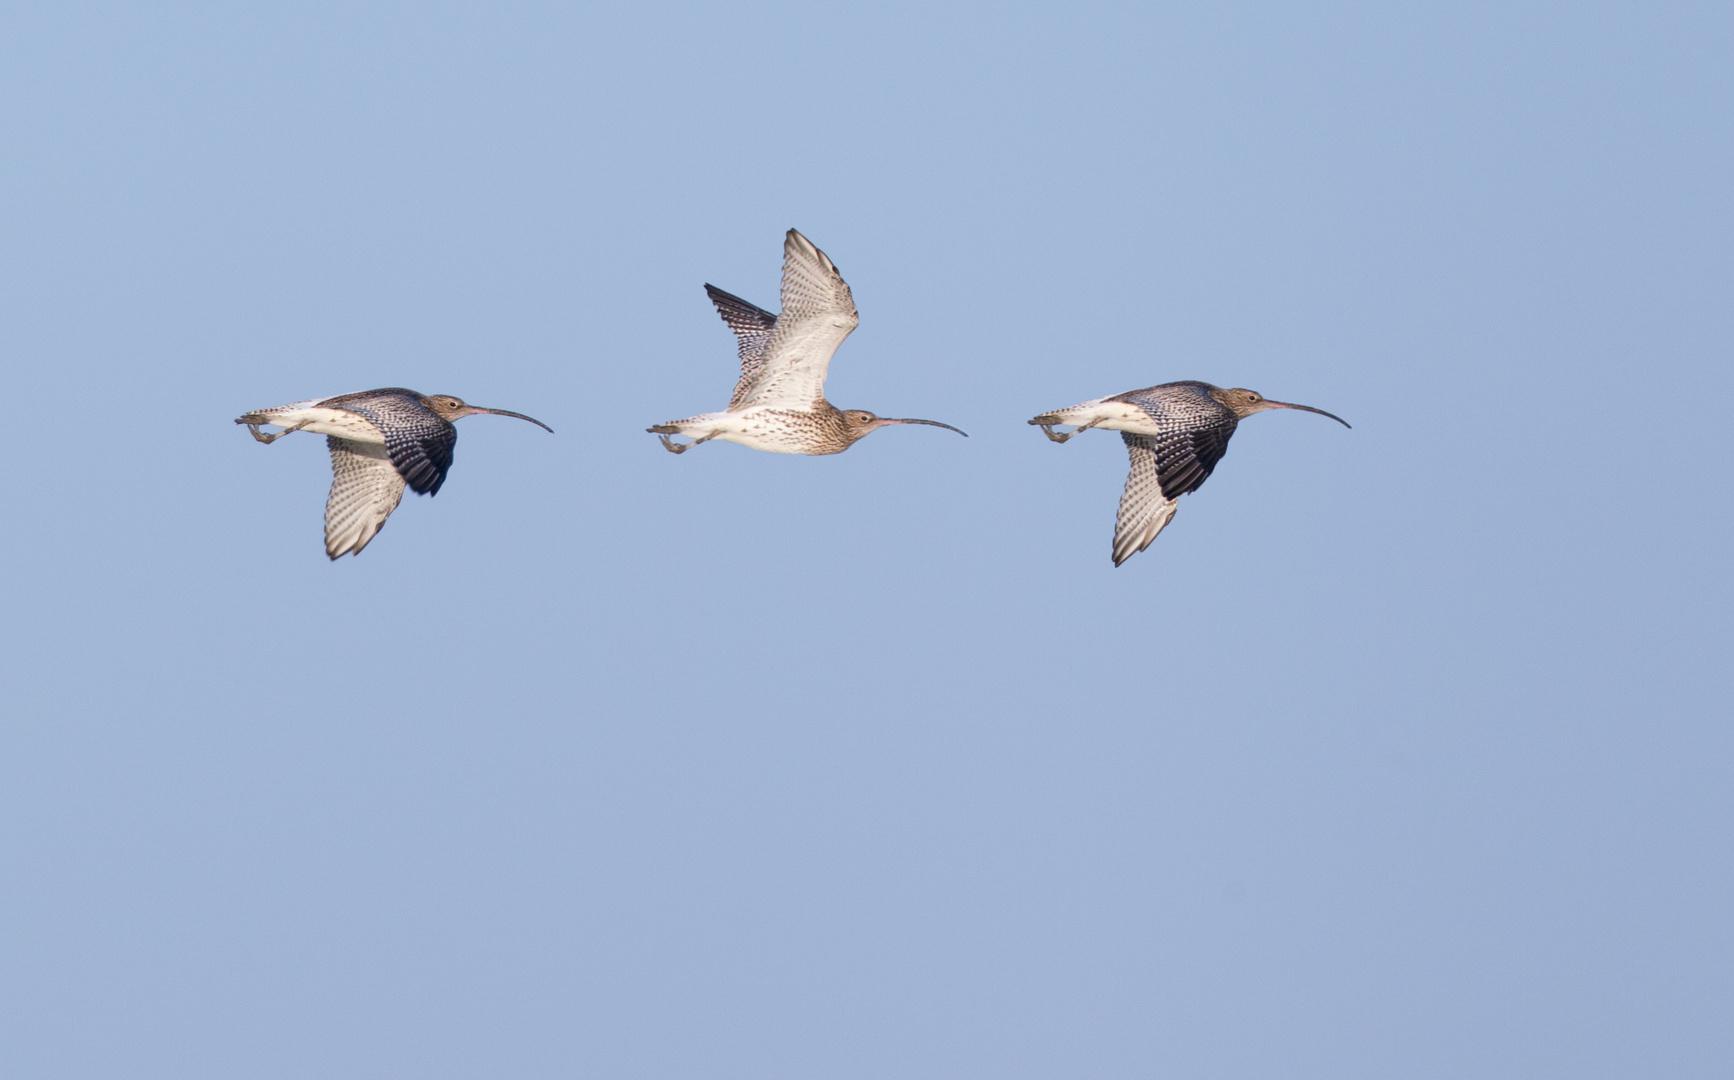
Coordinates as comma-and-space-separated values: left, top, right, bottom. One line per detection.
381, 416, 457, 495
706, 285, 779, 397
730, 229, 859, 411
1108, 385, 1238, 499
327, 393, 459, 495
325, 437, 407, 559
1113, 434, 1179, 567
1151, 415, 1236, 499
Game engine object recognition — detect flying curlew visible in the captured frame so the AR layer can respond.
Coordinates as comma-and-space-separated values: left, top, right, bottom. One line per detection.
237, 388, 552, 559
648, 229, 967, 455
1031, 381, 1349, 566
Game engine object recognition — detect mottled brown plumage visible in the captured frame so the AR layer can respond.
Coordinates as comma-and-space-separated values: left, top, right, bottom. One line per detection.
648, 229, 967, 455
1030, 381, 1349, 566
237, 388, 552, 559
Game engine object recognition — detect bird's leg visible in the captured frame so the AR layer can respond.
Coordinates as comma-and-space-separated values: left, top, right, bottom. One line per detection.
657, 429, 721, 455
1041, 419, 1100, 444
245, 420, 308, 444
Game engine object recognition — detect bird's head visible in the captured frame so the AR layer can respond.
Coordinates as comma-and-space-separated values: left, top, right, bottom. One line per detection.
424, 395, 555, 432
839, 409, 969, 446
1214, 387, 1351, 428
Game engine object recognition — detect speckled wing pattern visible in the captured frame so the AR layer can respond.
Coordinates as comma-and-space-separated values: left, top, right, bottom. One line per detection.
705, 284, 778, 406
1109, 383, 1240, 565
1150, 414, 1236, 499
1113, 435, 1178, 567
324, 438, 407, 559
1114, 384, 1239, 497
319, 389, 458, 495
730, 229, 859, 411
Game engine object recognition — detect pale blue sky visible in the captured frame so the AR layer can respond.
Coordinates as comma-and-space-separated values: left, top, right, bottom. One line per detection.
2, 2, 1731, 1077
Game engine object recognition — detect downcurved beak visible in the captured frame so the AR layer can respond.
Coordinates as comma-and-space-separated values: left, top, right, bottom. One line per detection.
881, 417, 969, 437
1266, 400, 1350, 429
464, 406, 555, 433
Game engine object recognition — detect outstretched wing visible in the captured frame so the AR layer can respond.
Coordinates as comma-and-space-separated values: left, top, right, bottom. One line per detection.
1109, 384, 1238, 499
729, 229, 859, 411
1113, 434, 1179, 567
321, 390, 458, 495
325, 437, 407, 559
705, 285, 779, 406
1109, 408, 1239, 565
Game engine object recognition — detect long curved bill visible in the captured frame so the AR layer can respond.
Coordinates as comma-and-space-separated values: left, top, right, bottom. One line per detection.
468, 406, 555, 433
883, 417, 969, 437
1267, 400, 1351, 429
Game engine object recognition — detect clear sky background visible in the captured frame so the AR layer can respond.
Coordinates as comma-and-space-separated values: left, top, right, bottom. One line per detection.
2, 1, 1730, 1076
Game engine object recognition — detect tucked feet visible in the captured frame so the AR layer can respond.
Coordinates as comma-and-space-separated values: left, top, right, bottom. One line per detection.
239, 418, 307, 444
1030, 417, 1099, 444
650, 427, 721, 454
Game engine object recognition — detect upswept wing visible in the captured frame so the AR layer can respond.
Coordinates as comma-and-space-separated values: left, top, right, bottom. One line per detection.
325, 438, 407, 559
729, 229, 859, 410
1113, 434, 1179, 567
320, 389, 458, 495
704, 285, 778, 403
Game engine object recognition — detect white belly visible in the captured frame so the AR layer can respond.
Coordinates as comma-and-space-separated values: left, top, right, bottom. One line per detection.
672, 408, 815, 454
1048, 398, 1161, 436
257, 405, 385, 443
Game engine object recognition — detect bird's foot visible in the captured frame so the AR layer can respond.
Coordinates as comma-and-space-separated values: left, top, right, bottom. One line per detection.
1035, 418, 1098, 444
651, 428, 720, 455
241, 419, 307, 444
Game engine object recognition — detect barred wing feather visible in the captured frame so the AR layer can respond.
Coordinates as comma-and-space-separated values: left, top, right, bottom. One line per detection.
320, 390, 458, 495
730, 229, 859, 411
705, 285, 779, 408
1153, 421, 1235, 498
1113, 434, 1179, 567
324, 438, 407, 559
